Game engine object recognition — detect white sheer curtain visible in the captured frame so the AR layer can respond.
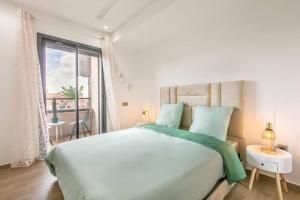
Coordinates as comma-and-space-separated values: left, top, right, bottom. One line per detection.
12, 8, 50, 167
102, 34, 120, 131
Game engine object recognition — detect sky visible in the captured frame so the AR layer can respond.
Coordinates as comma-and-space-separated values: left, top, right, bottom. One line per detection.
46, 47, 89, 97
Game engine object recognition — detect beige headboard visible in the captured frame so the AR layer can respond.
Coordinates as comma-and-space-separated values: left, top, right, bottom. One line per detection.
160, 81, 246, 162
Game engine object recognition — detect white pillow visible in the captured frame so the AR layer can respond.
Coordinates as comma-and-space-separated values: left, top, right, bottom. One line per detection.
189, 106, 234, 141
155, 103, 184, 128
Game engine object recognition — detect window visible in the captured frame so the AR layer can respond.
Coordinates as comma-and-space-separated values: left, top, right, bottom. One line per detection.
38, 33, 106, 143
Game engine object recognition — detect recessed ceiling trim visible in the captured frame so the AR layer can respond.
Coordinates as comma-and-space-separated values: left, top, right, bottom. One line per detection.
112, 0, 176, 41
96, 0, 119, 20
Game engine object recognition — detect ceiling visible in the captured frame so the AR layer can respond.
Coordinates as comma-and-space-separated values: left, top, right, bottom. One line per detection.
11, 0, 252, 51
115, 0, 249, 50
13, 0, 176, 34
12, 0, 300, 52
115, 0, 300, 52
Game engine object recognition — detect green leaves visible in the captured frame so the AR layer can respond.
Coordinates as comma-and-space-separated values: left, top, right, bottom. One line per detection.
60, 85, 84, 99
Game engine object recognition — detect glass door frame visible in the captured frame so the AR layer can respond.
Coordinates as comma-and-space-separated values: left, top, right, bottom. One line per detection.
37, 33, 107, 140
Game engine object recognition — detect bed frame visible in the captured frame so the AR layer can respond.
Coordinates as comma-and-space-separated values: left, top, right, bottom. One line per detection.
160, 80, 246, 200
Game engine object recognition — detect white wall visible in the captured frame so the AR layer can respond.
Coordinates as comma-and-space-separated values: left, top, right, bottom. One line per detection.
114, 44, 148, 129
0, 1, 102, 165
130, 1, 300, 185
0, 1, 18, 167
114, 43, 158, 128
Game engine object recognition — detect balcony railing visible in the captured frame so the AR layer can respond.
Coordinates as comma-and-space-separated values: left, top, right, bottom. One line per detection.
46, 97, 98, 143
46, 97, 90, 113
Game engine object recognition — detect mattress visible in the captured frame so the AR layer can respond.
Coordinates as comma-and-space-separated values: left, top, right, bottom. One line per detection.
46, 127, 224, 200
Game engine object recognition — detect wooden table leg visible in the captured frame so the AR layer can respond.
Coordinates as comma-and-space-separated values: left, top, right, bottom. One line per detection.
255, 169, 260, 181
276, 173, 283, 200
249, 167, 257, 190
280, 174, 288, 193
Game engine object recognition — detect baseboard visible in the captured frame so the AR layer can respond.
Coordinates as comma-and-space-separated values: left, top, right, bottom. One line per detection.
0, 164, 10, 170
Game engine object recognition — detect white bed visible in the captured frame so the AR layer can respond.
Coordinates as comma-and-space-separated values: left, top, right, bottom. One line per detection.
47, 128, 225, 200
45, 81, 246, 200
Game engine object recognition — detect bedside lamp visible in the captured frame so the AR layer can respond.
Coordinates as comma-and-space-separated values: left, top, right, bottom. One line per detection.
142, 110, 150, 123
261, 122, 276, 154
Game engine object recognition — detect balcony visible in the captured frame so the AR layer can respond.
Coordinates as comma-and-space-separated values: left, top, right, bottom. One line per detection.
46, 97, 99, 144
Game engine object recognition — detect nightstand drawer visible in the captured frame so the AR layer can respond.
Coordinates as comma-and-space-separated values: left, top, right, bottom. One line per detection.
257, 160, 278, 172
247, 154, 278, 172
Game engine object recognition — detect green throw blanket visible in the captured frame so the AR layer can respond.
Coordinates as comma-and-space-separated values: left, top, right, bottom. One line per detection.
139, 124, 246, 183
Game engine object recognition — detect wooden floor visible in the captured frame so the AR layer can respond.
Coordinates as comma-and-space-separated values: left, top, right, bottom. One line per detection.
0, 162, 63, 200
224, 172, 300, 200
1, 161, 299, 200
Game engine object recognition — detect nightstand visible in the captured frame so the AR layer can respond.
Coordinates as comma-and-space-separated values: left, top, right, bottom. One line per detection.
246, 145, 292, 200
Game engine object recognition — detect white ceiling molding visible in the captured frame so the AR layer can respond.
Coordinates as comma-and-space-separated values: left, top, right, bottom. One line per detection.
112, 0, 176, 42
96, 0, 119, 20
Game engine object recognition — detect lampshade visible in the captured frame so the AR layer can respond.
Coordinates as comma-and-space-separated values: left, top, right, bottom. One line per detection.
261, 122, 276, 140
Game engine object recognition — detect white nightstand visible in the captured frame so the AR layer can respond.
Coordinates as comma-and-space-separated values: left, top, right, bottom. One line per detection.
246, 145, 292, 200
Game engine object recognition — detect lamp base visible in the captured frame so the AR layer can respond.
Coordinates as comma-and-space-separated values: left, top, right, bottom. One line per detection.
261, 146, 277, 155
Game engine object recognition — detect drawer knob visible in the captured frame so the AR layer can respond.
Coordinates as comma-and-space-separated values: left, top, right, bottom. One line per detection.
261, 163, 264, 166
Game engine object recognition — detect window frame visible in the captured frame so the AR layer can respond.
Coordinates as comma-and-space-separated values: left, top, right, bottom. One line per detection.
37, 33, 107, 137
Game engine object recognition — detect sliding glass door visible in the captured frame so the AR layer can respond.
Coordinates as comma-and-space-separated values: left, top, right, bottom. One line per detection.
77, 49, 101, 138
38, 33, 105, 144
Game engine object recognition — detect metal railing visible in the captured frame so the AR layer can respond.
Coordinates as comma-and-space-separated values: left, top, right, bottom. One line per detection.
46, 97, 91, 113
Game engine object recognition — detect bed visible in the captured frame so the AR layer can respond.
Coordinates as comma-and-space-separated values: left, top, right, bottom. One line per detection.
45, 81, 246, 200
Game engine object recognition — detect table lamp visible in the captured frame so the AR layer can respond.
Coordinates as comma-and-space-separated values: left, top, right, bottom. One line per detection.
261, 122, 276, 154
142, 110, 150, 123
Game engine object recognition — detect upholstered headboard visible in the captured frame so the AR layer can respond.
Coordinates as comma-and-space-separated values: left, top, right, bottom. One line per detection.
160, 81, 246, 162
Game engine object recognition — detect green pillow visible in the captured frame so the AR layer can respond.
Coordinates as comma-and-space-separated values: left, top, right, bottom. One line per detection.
155, 103, 184, 128
189, 106, 234, 141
